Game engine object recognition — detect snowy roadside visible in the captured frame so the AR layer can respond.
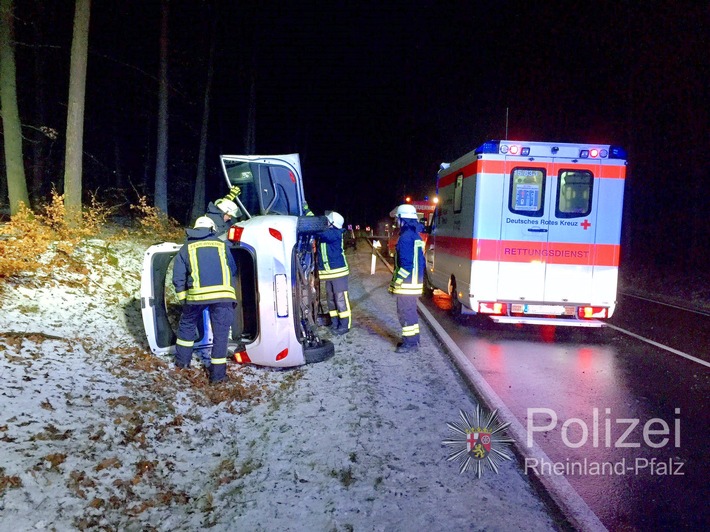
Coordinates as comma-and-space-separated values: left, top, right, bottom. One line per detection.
0, 233, 562, 531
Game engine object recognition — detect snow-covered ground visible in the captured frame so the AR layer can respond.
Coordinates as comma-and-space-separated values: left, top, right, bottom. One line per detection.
0, 231, 563, 530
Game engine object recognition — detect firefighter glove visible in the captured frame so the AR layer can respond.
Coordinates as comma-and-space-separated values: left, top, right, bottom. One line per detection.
225, 185, 241, 201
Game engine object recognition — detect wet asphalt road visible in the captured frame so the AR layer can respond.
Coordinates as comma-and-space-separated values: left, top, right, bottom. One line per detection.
422, 291, 710, 530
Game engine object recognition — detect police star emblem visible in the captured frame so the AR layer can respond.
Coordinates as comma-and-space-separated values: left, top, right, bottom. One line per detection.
443, 405, 514, 477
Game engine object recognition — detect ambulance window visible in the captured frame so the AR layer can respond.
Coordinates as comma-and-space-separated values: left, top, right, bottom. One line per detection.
509, 168, 545, 217
454, 173, 464, 213
556, 170, 593, 218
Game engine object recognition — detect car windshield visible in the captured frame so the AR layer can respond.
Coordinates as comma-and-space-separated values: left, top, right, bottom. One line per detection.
222, 160, 301, 217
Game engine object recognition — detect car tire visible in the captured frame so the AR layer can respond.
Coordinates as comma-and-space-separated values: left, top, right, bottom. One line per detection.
297, 215, 329, 234
304, 339, 335, 364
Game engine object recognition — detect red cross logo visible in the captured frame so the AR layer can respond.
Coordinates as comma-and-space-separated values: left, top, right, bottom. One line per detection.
581, 219, 591, 230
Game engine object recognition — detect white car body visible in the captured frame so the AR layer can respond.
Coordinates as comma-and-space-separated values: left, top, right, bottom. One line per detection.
140, 154, 333, 367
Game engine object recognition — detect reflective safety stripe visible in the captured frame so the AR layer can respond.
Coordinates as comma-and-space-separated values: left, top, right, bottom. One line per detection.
211, 358, 227, 365
402, 324, 420, 336
185, 240, 236, 302
176, 291, 187, 301
339, 291, 352, 328
176, 338, 194, 347
319, 265, 349, 279
329, 310, 338, 317
390, 281, 423, 295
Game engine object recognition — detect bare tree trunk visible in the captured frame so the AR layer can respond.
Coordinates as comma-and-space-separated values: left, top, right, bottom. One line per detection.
154, 0, 169, 214
0, 0, 30, 214
189, 11, 217, 224
63, 0, 91, 226
244, 67, 256, 154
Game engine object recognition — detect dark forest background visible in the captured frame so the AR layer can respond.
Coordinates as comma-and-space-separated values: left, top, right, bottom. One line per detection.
1, 0, 708, 275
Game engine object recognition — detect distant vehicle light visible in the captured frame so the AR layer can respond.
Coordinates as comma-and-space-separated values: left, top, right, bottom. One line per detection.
590, 148, 599, 158
579, 149, 590, 158
509, 145, 520, 155
500, 144, 509, 154
235, 350, 251, 364
276, 348, 289, 361
269, 228, 283, 241
600, 149, 609, 158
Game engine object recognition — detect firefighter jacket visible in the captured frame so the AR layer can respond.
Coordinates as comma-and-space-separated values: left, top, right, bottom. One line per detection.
172, 227, 237, 304
389, 219, 425, 295
205, 201, 234, 235
317, 227, 349, 280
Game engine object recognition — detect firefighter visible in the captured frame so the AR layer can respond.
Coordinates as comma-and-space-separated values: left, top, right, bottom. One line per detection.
389, 204, 425, 353
205, 185, 241, 234
317, 211, 351, 335
172, 216, 237, 384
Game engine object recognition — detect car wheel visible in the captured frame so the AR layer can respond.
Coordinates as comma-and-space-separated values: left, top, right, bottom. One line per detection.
304, 339, 335, 363
297, 215, 329, 234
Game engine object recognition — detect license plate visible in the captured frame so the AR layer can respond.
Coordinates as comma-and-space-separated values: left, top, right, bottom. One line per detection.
518, 304, 566, 315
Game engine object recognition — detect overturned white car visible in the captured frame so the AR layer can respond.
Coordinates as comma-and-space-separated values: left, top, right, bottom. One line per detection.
140, 154, 335, 367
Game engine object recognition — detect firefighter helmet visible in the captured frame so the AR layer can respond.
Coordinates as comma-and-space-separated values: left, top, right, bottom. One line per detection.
194, 216, 216, 231
215, 198, 239, 218
394, 204, 418, 219
326, 211, 345, 229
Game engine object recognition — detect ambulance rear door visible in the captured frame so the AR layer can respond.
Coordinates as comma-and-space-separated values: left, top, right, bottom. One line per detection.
543, 159, 601, 304
497, 159, 552, 302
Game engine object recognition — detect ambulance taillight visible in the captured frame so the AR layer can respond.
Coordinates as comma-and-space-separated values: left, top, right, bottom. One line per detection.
478, 302, 508, 315
578, 306, 608, 319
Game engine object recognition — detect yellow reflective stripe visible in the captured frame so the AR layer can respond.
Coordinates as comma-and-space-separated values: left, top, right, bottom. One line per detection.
176, 338, 194, 347
329, 310, 338, 317
413, 240, 424, 281
187, 240, 232, 290
176, 291, 187, 301
402, 324, 419, 336
391, 285, 423, 295
397, 268, 410, 278
320, 242, 330, 269
211, 358, 227, 365
186, 283, 236, 301
340, 291, 351, 328
319, 268, 349, 280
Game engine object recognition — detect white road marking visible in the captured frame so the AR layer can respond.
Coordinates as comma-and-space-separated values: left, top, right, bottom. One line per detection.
619, 291, 710, 317
604, 323, 710, 368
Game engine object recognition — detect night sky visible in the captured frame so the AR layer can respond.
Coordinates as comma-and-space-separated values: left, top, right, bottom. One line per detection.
8, 1, 709, 272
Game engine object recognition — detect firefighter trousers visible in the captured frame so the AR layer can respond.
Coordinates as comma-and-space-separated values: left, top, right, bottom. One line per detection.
175, 302, 235, 382
396, 294, 420, 346
325, 276, 351, 330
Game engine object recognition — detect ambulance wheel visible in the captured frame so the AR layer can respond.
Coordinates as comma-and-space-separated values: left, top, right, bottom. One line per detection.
423, 272, 434, 298
304, 339, 335, 364
449, 279, 463, 316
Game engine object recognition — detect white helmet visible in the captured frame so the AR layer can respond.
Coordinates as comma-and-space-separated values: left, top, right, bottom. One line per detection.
215, 198, 239, 217
326, 211, 345, 229
394, 204, 418, 219
193, 216, 216, 231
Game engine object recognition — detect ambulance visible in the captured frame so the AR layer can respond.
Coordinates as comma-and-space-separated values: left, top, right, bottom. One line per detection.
426, 140, 627, 327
